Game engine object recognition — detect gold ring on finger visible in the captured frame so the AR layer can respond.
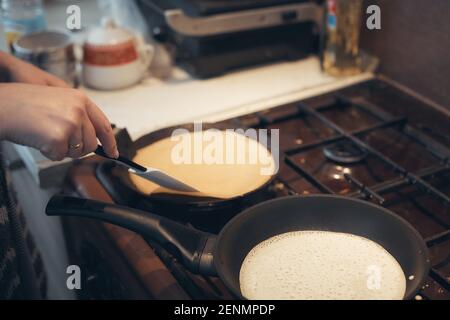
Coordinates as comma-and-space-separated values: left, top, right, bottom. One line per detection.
69, 143, 83, 150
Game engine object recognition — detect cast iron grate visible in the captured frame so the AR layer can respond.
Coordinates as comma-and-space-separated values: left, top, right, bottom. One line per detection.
231, 95, 450, 299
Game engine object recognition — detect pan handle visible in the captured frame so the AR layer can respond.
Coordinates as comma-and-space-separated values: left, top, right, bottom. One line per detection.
46, 196, 217, 276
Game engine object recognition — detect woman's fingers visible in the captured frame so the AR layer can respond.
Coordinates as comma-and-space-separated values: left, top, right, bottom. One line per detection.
67, 110, 98, 159
67, 121, 84, 159
57, 92, 117, 160
41, 126, 70, 161
81, 115, 98, 155
45, 73, 71, 88
0, 83, 117, 161
85, 97, 119, 158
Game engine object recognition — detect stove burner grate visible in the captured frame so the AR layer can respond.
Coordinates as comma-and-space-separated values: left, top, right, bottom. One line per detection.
323, 140, 368, 164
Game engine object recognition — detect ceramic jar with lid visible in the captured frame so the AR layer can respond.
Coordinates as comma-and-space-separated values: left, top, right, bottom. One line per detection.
83, 18, 154, 90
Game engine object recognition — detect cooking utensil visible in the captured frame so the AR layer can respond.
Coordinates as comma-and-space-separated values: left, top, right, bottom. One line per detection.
13, 31, 76, 87
95, 145, 198, 193
46, 194, 430, 300
95, 123, 276, 231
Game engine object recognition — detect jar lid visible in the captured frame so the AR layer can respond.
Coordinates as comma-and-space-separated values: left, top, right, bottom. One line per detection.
13, 30, 74, 63
85, 17, 134, 46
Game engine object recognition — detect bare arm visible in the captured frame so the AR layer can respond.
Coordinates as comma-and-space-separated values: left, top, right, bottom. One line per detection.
0, 51, 118, 160
0, 50, 69, 87
0, 83, 119, 160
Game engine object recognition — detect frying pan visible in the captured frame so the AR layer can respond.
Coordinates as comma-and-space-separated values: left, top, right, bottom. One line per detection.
46, 194, 430, 300
96, 123, 277, 230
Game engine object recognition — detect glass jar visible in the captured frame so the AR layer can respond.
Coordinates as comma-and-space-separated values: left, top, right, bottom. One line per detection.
1, 0, 47, 49
322, 0, 363, 77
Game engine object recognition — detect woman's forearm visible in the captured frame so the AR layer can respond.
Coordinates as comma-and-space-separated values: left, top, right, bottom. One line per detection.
0, 51, 69, 87
0, 51, 18, 71
0, 83, 14, 139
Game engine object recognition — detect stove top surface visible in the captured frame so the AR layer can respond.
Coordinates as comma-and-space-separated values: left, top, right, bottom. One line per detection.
77, 78, 450, 300
226, 79, 450, 300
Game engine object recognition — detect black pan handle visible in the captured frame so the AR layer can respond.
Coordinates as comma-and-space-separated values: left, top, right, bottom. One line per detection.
46, 196, 217, 276
95, 145, 147, 172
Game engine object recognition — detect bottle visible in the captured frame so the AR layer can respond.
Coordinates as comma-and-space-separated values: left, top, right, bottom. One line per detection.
0, 19, 7, 51
322, 0, 363, 77
0, 0, 47, 50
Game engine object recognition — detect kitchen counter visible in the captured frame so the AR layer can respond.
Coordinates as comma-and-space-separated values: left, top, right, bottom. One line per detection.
84, 57, 373, 141
0, 0, 374, 300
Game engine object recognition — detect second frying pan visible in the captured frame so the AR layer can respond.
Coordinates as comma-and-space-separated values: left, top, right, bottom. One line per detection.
46, 194, 430, 300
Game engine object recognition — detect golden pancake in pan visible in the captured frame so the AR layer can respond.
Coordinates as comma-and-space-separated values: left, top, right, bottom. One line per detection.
240, 231, 406, 300
129, 130, 276, 199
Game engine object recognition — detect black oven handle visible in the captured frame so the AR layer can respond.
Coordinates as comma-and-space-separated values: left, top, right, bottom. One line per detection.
46, 196, 217, 276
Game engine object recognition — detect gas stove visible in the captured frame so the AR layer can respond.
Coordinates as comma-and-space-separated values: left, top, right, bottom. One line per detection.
64, 79, 450, 300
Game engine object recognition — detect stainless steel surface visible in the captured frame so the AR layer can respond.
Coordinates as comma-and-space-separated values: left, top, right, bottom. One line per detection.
129, 168, 199, 193
13, 31, 76, 86
164, 2, 324, 37
94, 146, 199, 193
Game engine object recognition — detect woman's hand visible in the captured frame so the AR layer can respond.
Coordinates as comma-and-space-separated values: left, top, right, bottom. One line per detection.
0, 51, 69, 87
0, 83, 119, 161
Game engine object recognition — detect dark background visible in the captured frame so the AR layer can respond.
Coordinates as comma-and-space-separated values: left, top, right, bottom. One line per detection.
360, 0, 450, 111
